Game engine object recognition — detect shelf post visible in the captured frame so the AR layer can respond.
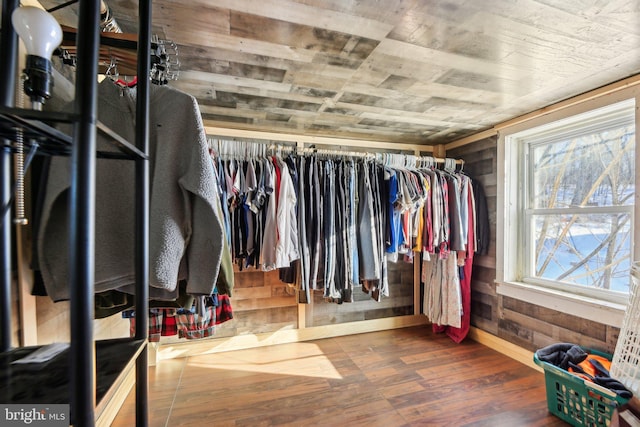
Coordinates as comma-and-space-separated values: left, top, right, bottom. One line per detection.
135, 0, 152, 426
69, 0, 101, 424
0, 0, 20, 352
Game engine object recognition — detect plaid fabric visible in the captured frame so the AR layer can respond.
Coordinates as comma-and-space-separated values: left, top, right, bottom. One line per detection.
150, 309, 164, 342
129, 309, 179, 342
216, 295, 233, 325
162, 310, 178, 336
177, 305, 216, 340
128, 299, 233, 342
135, 309, 163, 343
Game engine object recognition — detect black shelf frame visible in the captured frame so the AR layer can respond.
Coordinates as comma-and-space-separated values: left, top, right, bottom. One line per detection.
0, 1, 151, 426
0, 107, 149, 159
0, 338, 146, 406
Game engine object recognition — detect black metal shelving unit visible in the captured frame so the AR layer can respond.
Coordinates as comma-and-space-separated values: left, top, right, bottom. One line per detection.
0, 1, 150, 425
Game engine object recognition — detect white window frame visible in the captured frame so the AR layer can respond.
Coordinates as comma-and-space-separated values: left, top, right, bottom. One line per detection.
497, 88, 640, 327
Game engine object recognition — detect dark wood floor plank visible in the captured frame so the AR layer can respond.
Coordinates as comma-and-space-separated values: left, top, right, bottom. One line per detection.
111, 325, 568, 426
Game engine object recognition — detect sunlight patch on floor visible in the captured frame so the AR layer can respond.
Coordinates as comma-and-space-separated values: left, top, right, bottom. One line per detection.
186, 342, 343, 379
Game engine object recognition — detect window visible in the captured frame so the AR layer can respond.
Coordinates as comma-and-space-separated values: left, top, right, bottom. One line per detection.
505, 99, 635, 304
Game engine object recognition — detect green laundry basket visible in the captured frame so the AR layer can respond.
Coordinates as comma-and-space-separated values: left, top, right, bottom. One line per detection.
533, 348, 630, 427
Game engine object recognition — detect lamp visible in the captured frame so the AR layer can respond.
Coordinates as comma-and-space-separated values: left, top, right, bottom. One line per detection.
10, 7, 62, 225
11, 6, 62, 108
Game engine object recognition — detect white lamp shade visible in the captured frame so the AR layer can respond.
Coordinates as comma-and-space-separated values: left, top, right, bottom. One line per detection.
11, 6, 63, 60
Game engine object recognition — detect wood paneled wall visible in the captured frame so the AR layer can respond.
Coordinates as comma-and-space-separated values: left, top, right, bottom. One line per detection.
155, 261, 415, 344
153, 269, 298, 345
448, 136, 620, 354
216, 269, 298, 337
35, 298, 130, 345
307, 261, 415, 327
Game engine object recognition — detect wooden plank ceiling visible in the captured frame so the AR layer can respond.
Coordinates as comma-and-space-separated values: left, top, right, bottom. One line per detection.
40, 0, 640, 144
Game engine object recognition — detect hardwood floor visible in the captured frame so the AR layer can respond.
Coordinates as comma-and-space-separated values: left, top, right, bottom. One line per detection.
111, 326, 568, 426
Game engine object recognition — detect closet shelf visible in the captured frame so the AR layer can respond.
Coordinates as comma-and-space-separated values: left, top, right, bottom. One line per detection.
0, 106, 148, 160
61, 24, 158, 52
0, 338, 146, 418
0, 107, 74, 153
96, 121, 148, 160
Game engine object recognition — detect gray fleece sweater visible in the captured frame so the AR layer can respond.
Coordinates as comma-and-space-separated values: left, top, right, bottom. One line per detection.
38, 79, 226, 301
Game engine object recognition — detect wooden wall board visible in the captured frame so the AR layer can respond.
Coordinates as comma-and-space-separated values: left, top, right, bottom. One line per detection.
471, 317, 499, 337
470, 282, 495, 303
502, 296, 608, 342
469, 265, 498, 290
223, 269, 298, 331
497, 317, 536, 351
470, 292, 494, 323
503, 307, 593, 350
307, 260, 415, 328
472, 290, 498, 328
35, 297, 130, 345
364, 306, 414, 321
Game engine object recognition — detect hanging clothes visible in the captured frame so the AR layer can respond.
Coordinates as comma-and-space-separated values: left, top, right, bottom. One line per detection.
208, 145, 486, 322
38, 79, 232, 302
472, 179, 491, 256
357, 160, 381, 281
274, 156, 300, 269
297, 156, 311, 303
260, 158, 278, 271
308, 156, 323, 290
211, 144, 304, 278
323, 159, 338, 299
419, 161, 487, 343
445, 180, 476, 343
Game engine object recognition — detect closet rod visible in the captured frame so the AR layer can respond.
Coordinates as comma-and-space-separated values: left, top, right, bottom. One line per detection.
432, 156, 464, 165
300, 147, 374, 158
378, 152, 465, 168
213, 140, 391, 159
211, 138, 464, 164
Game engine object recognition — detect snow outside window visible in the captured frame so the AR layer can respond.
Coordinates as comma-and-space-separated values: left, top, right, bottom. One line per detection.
509, 99, 636, 305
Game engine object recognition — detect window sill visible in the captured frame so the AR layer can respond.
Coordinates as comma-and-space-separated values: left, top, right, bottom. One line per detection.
496, 281, 626, 328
